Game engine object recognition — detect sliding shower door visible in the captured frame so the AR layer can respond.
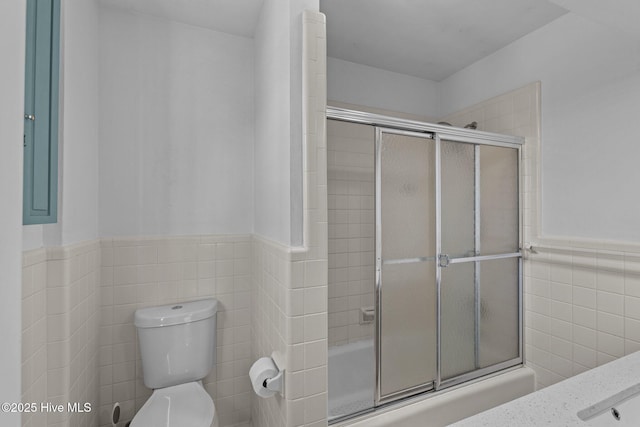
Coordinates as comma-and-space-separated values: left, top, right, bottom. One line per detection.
439, 140, 521, 384
376, 129, 437, 403
327, 108, 522, 422
375, 130, 522, 403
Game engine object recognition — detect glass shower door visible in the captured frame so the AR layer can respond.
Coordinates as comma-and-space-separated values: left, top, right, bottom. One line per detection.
376, 128, 437, 403
327, 108, 524, 423
375, 131, 521, 402
439, 140, 521, 384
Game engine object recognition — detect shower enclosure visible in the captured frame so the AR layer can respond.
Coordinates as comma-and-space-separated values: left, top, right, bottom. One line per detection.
327, 107, 523, 422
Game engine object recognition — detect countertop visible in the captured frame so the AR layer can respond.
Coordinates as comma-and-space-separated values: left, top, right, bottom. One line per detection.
451, 351, 640, 426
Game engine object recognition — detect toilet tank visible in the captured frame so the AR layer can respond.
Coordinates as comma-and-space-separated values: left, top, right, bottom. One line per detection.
134, 299, 218, 389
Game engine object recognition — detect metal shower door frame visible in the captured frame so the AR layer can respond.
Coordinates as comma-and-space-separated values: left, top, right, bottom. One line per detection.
435, 134, 523, 391
327, 106, 524, 414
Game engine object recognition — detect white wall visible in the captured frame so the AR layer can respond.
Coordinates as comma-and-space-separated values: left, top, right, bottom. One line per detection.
439, 13, 640, 242
22, 0, 101, 250
254, 0, 292, 245
253, 0, 318, 246
0, 0, 25, 424
99, 6, 254, 237
60, 0, 100, 245
327, 57, 440, 119
290, 0, 320, 247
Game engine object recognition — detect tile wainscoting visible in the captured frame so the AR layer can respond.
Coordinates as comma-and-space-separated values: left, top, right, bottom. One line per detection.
22, 235, 254, 427
22, 228, 331, 427
98, 235, 253, 427
22, 240, 101, 427
524, 244, 640, 388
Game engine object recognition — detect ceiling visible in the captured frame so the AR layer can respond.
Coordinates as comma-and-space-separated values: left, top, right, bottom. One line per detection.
100, 0, 264, 38
321, 0, 569, 81
98, 1, 640, 82
548, 0, 640, 40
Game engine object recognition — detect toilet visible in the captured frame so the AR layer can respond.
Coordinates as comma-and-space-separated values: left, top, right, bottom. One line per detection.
131, 298, 219, 427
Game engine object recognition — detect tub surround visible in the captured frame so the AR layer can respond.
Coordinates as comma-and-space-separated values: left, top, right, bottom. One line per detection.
453, 350, 640, 426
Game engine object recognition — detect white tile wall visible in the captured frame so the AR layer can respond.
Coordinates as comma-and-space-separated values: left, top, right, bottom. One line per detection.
22, 249, 48, 427
251, 236, 291, 427
292, 10, 329, 427
327, 120, 375, 347
22, 240, 101, 427
524, 248, 640, 388
251, 236, 329, 427
23, 234, 255, 427
98, 235, 252, 427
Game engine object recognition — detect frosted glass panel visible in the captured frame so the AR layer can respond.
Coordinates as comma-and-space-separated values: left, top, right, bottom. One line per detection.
327, 120, 376, 348
480, 146, 519, 254
440, 142, 520, 381
440, 262, 476, 380
380, 262, 436, 397
379, 131, 436, 398
327, 119, 376, 419
380, 133, 435, 261
441, 140, 475, 258
479, 258, 520, 368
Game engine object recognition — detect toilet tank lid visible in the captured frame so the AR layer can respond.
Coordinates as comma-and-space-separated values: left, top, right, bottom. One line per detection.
134, 298, 218, 328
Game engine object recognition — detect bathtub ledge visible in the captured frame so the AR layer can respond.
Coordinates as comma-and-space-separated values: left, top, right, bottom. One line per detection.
452, 351, 640, 426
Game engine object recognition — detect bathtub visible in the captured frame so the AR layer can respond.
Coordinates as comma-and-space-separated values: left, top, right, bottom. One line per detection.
329, 339, 375, 420
329, 339, 535, 426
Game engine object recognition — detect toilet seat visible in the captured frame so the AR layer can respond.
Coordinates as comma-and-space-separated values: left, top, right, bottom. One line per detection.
130, 382, 217, 427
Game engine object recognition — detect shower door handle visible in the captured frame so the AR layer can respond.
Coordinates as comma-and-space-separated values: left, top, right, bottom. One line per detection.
438, 254, 450, 268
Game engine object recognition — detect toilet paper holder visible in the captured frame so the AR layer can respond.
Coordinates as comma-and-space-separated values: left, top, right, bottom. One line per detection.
262, 369, 283, 393
250, 353, 285, 397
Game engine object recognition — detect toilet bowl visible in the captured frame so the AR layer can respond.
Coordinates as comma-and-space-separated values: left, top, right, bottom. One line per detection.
130, 382, 218, 427
130, 299, 219, 427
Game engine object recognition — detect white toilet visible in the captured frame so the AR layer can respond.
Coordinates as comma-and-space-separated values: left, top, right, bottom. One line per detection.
131, 298, 219, 427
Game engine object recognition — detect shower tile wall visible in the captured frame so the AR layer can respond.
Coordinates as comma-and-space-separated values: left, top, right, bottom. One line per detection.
98, 235, 252, 427
21, 241, 101, 427
327, 120, 375, 347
